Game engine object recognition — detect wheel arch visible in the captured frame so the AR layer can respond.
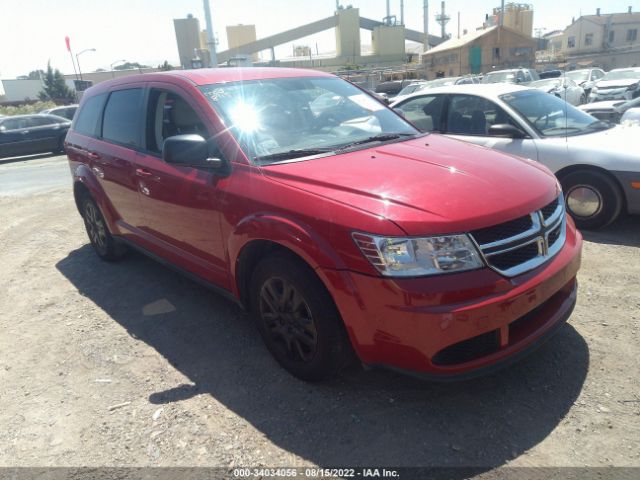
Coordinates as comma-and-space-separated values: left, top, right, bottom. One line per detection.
228, 213, 349, 309
555, 163, 627, 210
72, 164, 119, 233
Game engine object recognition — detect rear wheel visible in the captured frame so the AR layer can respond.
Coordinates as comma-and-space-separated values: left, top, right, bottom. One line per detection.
561, 170, 623, 230
81, 195, 127, 261
250, 254, 352, 381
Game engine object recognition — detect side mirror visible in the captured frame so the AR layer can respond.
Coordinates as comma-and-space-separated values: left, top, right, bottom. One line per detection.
488, 124, 527, 139
163, 134, 229, 174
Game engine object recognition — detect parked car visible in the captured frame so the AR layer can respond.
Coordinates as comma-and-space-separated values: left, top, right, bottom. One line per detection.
40, 104, 78, 120
0, 114, 70, 158
66, 68, 582, 381
565, 68, 606, 97
530, 77, 586, 105
393, 76, 479, 103
396, 81, 429, 97
578, 96, 640, 123
482, 68, 540, 85
538, 70, 563, 79
589, 67, 640, 102
391, 83, 640, 229
621, 107, 640, 125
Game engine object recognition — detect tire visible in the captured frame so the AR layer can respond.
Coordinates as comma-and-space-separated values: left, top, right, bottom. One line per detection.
53, 137, 65, 155
250, 253, 352, 381
81, 195, 127, 261
561, 170, 623, 230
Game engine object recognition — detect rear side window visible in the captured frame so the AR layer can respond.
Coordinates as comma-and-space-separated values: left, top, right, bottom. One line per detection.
74, 93, 106, 136
102, 89, 143, 146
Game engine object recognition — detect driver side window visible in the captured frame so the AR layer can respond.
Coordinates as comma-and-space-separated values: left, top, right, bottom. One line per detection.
395, 95, 445, 132
445, 95, 517, 136
145, 89, 207, 155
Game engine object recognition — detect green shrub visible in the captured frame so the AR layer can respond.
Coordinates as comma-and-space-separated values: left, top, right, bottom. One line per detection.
0, 101, 57, 116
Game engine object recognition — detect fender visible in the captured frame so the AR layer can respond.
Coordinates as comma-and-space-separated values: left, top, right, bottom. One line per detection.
227, 211, 349, 296
72, 163, 122, 235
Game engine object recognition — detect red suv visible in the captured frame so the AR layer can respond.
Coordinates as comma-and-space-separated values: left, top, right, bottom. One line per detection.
65, 68, 582, 381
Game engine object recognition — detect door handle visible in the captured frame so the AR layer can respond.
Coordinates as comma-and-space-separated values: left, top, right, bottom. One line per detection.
88, 151, 101, 160
135, 168, 153, 178
21, 130, 30, 135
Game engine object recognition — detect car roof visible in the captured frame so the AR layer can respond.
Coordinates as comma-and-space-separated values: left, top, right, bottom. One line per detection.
486, 68, 531, 74
609, 67, 640, 72
391, 83, 530, 103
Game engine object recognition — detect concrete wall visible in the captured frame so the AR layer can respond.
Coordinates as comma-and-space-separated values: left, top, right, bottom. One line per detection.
1, 79, 76, 102
371, 25, 405, 57
335, 7, 361, 58
423, 28, 536, 78
174, 16, 203, 68
503, 6, 534, 37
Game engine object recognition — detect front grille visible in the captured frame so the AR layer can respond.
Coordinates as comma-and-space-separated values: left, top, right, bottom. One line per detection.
470, 195, 566, 277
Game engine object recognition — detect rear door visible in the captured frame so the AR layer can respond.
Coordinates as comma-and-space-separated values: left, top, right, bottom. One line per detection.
393, 94, 447, 132
444, 94, 539, 160
90, 86, 147, 231
132, 82, 230, 287
26, 116, 65, 151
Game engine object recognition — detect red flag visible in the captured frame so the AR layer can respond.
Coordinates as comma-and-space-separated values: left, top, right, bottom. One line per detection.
65, 36, 71, 52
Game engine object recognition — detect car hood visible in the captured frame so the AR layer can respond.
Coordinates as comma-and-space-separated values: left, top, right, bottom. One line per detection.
579, 100, 625, 111
262, 135, 559, 235
596, 78, 640, 89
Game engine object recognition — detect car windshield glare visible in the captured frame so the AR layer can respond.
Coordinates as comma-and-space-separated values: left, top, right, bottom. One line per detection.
199, 77, 417, 164
566, 70, 589, 82
483, 72, 515, 83
500, 90, 606, 137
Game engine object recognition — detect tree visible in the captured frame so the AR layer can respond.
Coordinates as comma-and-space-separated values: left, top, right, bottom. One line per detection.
114, 62, 149, 71
157, 60, 174, 71
17, 69, 45, 80
38, 62, 75, 104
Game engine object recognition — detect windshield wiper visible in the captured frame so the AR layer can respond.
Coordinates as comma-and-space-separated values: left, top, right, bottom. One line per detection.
255, 148, 335, 163
335, 133, 416, 151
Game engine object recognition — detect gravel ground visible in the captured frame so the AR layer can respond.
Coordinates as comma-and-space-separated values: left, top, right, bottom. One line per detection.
0, 157, 639, 475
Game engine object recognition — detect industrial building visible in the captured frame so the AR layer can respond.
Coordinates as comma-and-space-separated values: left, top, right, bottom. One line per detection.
536, 7, 640, 70
485, 3, 533, 37
422, 25, 536, 77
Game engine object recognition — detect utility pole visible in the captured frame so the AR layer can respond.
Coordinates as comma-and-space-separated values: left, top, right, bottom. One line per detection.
203, 0, 218, 67
400, 0, 404, 25
500, 0, 505, 27
423, 0, 429, 51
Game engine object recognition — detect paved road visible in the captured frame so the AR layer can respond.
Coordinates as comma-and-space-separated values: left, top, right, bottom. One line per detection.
0, 153, 71, 197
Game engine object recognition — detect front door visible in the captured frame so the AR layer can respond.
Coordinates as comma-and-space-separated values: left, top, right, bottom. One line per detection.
133, 84, 229, 288
444, 94, 539, 161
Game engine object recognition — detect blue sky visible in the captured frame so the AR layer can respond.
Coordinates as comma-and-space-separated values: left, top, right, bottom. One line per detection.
0, 0, 637, 77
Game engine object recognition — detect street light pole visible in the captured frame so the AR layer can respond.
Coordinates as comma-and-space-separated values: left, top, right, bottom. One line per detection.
76, 48, 96, 81
110, 59, 126, 78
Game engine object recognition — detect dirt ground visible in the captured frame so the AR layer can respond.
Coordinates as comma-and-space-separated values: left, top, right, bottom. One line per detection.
0, 172, 639, 474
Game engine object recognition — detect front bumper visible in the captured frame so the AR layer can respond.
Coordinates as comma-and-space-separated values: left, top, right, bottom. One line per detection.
319, 221, 582, 378
590, 89, 635, 102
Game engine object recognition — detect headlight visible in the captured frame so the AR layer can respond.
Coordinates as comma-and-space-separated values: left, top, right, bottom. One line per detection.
591, 87, 598, 94
352, 232, 484, 277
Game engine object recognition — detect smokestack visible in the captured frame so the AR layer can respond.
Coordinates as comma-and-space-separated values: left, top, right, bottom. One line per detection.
400, 0, 404, 25
441, 1, 446, 38
596, 8, 601, 16
500, 0, 505, 26
386, 0, 391, 25
423, 0, 429, 51
457, 11, 460, 38
203, 0, 217, 67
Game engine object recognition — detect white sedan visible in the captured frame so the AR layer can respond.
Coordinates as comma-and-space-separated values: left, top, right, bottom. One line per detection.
530, 77, 586, 106
391, 84, 640, 229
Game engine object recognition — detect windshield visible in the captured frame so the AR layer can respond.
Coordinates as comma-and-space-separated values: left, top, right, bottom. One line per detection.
199, 77, 418, 164
500, 90, 610, 137
482, 71, 515, 84
531, 79, 562, 89
602, 69, 640, 81
397, 83, 426, 96
566, 70, 589, 83
425, 77, 460, 88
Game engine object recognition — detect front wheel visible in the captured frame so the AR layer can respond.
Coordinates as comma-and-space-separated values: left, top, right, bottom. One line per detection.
561, 170, 623, 230
250, 254, 352, 381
